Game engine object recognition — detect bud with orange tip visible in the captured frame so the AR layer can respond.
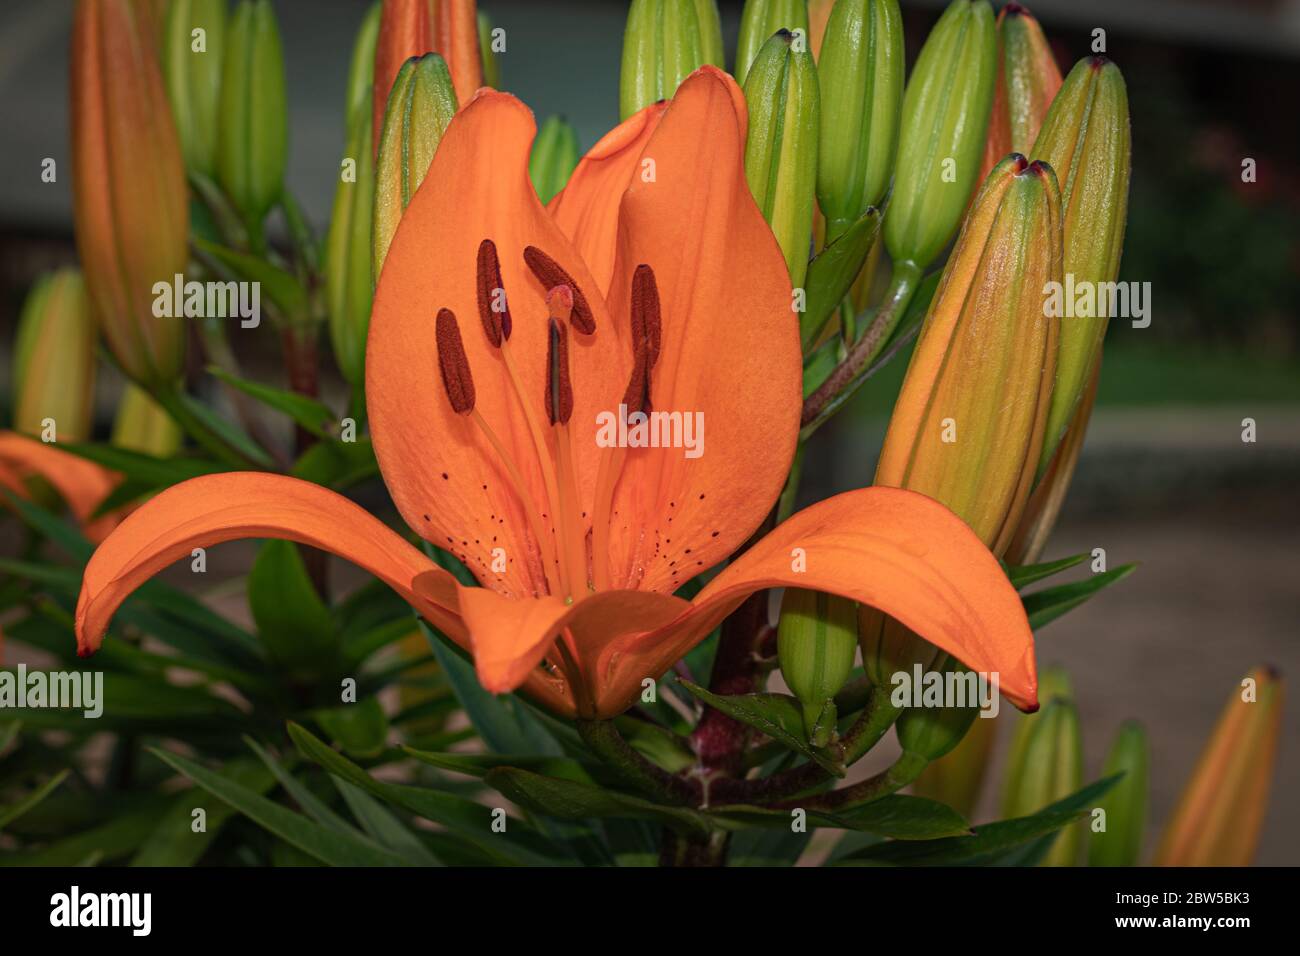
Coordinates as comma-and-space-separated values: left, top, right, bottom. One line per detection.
1154, 667, 1284, 866
977, 3, 1061, 188
71, 0, 189, 387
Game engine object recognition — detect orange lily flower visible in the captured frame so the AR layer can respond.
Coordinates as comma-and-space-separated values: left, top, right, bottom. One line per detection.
0, 432, 120, 543
76, 67, 1036, 719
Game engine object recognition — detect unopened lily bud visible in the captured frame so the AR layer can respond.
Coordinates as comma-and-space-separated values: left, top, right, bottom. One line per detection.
344, 3, 382, 125
372, 53, 457, 283
620, 0, 722, 120
977, 3, 1061, 187
162, 0, 227, 178
896, 686, 979, 763
735, 0, 810, 89
744, 31, 819, 289
1088, 719, 1148, 867
1155, 667, 1284, 866
530, 115, 580, 205
111, 383, 182, 458
13, 271, 96, 443
910, 706, 997, 817
884, 0, 996, 272
434, 0, 482, 105
71, 0, 189, 386
1033, 56, 1130, 469
1001, 664, 1071, 803
218, 0, 288, 233
816, 0, 904, 243
1003, 695, 1083, 865
478, 9, 500, 89
777, 589, 858, 748
373, 1, 480, 146
326, 93, 376, 387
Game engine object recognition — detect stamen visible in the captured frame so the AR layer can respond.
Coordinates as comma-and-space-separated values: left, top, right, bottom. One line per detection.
435, 308, 475, 414
545, 317, 574, 426
523, 246, 596, 333
476, 239, 513, 346
630, 264, 662, 366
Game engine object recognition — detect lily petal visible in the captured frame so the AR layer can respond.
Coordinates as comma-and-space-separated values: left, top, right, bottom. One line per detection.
599, 66, 801, 594
0, 432, 119, 542
547, 100, 668, 296
74, 472, 461, 656
597, 487, 1038, 714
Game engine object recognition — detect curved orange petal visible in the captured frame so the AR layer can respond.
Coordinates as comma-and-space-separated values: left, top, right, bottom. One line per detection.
547, 101, 668, 296
75, 472, 461, 656
594, 487, 1038, 715
598, 66, 801, 594
0, 432, 120, 542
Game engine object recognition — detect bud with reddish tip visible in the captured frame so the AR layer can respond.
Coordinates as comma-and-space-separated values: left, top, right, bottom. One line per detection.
1155, 667, 1284, 866
1033, 56, 1130, 469
12, 270, 97, 443
735, 0, 810, 88
71, 0, 189, 386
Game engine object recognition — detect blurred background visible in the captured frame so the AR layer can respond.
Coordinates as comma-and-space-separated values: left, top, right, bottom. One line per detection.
0, 0, 1295, 862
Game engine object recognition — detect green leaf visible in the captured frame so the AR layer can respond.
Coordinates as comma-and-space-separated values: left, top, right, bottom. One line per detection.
1023, 564, 1138, 630
248, 538, 338, 678
291, 438, 379, 489
679, 681, 845, 777
333, 779, 442, 866
177, 391, 275, 468
1005, 552, 1089, 590
208, 366, 337, 440
0, 770, 69, 832
243, 737, 355, 833
837, 775, 1122, 866
0, 489, 93, 562
801, 208, 881, 350
712, 795, 969, 839
0, 799, 170, 866
193, 237, 309, 318
483, 766, 713, 837
402, 748, 605, 785
150, 747, 410, 867
311, 697, 389, 759
61, 443, 230, 487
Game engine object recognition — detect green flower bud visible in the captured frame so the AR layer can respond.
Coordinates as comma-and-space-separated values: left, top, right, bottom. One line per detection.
372, 53, 457, 283
111, 382, 182, 458
744, 30, 820, 290
777, 589, 858, 748
12, 270, 96, 443
910, 706, 997, 818
530, 115, 581, 206
326, 92, 376, 388
218, 0, 288, 234
620, 0, 722, 120
478, 9, 502, 89
1033, 56, 1130, 469
896, 691, 979, 762
1003, 692, 1083, 866
735, 0, 810, 89
1088, 719, 1148, 867
815, 0, 904, 242
884, 0, 996, 271
1001, 665, 1072, 803
343, 2, 382, 125
162, 0, 227, 178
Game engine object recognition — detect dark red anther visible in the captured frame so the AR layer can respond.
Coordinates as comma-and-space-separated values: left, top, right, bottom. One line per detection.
545, 318, 574, 425
621, 348, 651, 415
476, 239, 513, 346
523, 246, 595, 334
436, 308, 475, 415
630, 264, 662, 367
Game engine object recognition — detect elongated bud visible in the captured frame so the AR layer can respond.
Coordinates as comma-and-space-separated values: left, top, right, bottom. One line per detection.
1005, 357, 1099, 565
1088, 720, 1148, 867
162, 0, 226, 178
1033, 56, 1130, 469
71, 0, 189, 386
478, 10, 500, 89
1003, 695, 1083, 865
344, 3, 383, 125
884, 0, 997, 271
218, 0, 288, 232
977, 4, 1061, 187
735, 0, 810, 89
816, 0, 904, 242
896, 688, 980, 763
910, 706, 997, 817
1155, 667, 1284, 866
373, 1, 480, 147
1001, 665, 1071, 806
777, 589, 858, 747
111, 383, 182, 458
621, 0, 723, 120
530, 115, 580, 205
326, 92, 376, 387
372, 53, 457, 283
744, 31, 819, 290
13, 271, 96, 443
